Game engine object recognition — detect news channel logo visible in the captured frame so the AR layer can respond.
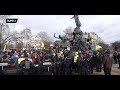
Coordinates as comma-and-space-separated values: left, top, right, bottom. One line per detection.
6, 18, 18, 23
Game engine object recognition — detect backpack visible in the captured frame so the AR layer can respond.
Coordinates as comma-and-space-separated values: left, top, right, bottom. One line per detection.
24, 60, 31, 69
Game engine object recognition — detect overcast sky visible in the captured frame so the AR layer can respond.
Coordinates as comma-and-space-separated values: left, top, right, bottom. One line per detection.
8, 15, 120, 44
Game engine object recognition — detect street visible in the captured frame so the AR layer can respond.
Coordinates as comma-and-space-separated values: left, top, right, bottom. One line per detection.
93, 64, 120, 75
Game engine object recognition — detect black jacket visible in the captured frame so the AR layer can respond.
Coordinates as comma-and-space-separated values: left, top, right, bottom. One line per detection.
117, 54, 120, 62
20, 59, 33, 70
78, 57, 89, 69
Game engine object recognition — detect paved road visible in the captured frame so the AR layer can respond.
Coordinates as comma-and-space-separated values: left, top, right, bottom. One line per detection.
93, 64, 120, 75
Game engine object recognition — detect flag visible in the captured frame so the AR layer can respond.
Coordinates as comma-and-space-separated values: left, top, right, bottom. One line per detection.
91, 44, 96, 51
96, 45, 102, 50
91, 44, 102, 51
3, 45, 6, 51
41, 41, 45, 49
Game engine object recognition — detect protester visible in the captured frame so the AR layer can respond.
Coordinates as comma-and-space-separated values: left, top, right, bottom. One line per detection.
78, 52, 89, 75
103, 50, 113, 75
19, 54, 33, 75
8, 51, 17, 66
0, 44, 117, 75
73, 52, 79, 72
117, 52, 120, 69
95, 51, 102, 72
2, 55, 10, 63
113, 51, 118, 64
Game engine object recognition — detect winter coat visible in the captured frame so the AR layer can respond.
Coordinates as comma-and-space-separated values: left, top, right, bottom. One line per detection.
103, 54, 113, 69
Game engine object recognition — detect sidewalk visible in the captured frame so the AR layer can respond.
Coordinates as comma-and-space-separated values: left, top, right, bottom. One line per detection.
93, 64, 120, 75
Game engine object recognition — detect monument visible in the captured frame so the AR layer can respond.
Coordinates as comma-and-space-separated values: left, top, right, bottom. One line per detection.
54, 15, 92, 52
71, 15, 92, 52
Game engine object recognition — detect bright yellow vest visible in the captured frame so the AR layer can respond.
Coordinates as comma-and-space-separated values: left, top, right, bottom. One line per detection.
74, 55, 79, 63
18, 58, 32, 64
57, 53, 61, 58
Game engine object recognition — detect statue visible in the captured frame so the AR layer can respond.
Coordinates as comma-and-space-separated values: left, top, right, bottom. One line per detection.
71, 15, 81, 28
71, 15, 83, 41
54, 33, 63, 40
70, 15, 92, 52
53, 15, 93, 52
71, 15, 83, 50
54, 33, 69, 42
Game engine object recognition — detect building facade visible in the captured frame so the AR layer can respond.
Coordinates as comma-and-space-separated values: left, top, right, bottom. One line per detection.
83, 32, 103, 45
28, 36, 42, 49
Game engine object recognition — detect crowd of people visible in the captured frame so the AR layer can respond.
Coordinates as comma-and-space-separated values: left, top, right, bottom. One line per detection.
0, 46, 118, 75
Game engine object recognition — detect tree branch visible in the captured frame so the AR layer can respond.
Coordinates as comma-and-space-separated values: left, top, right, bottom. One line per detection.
2, 33, 20, 44
0, 17, 7, 32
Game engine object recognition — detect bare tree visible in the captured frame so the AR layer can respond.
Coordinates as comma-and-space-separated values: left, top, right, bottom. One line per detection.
7, 44, 14, 49
37, 31, 53, 43
1, 30, 21, 48
16, 41, 24, 49
63, 26, 73, 35
5, 28, 32, 49
1, 28, 31, 50
21, 28, 32, 40
20, 28, 32, 49
98, 42, 109, 50
111, 41, 120, 51
37, 31, 54, 48
62, 26, 74, 40
0, 15, 11, 50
